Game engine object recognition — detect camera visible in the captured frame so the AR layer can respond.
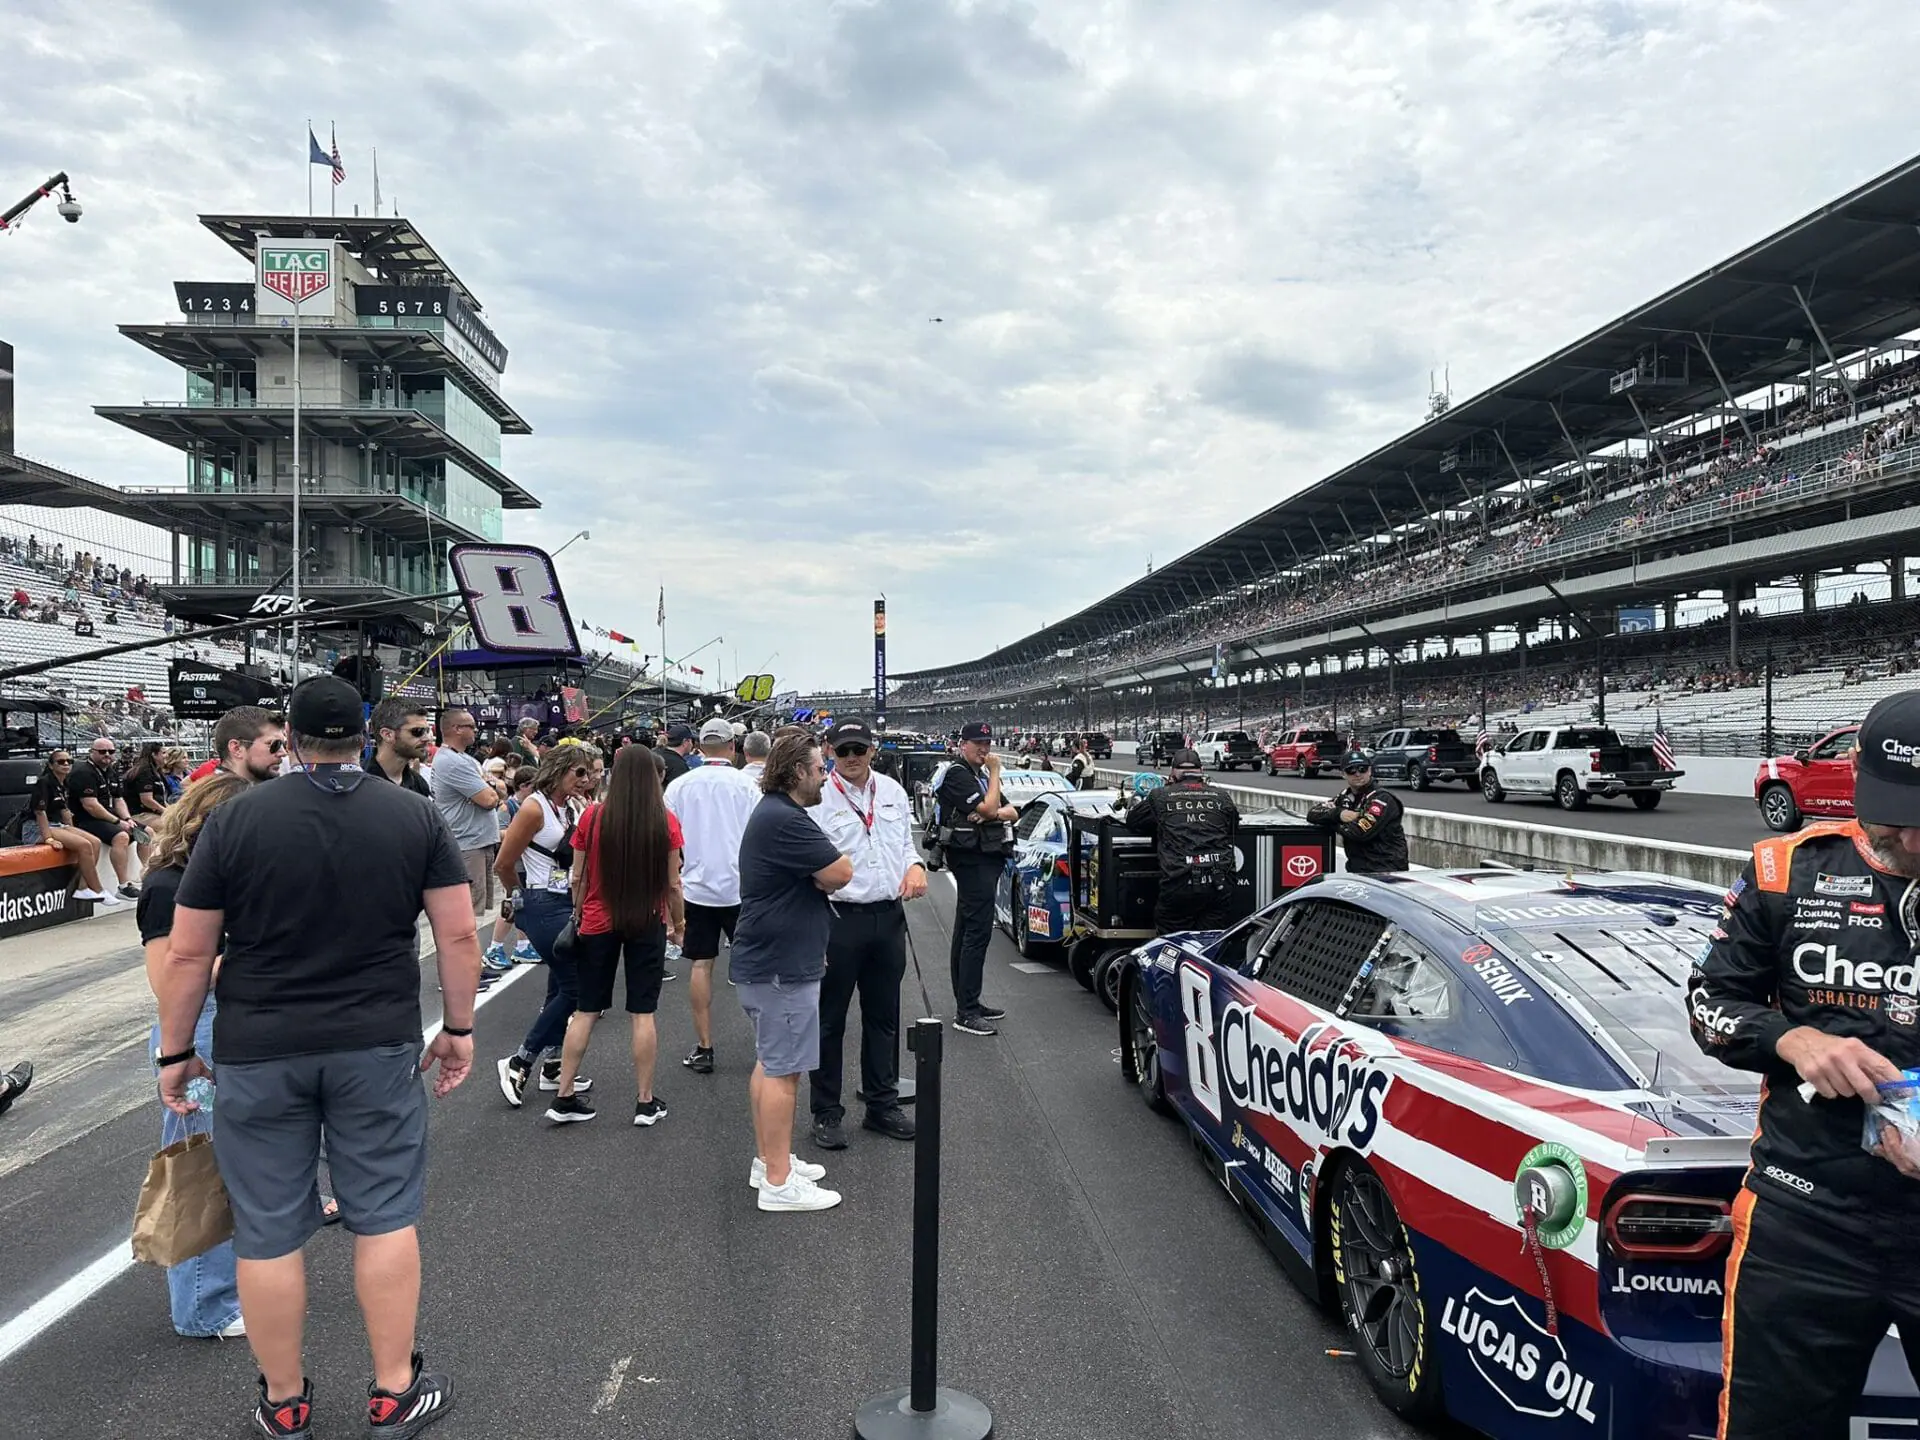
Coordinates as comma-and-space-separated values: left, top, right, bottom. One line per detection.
55, 197, 81, 223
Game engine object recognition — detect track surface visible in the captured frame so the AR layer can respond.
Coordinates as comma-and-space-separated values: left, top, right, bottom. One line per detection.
0, 881, 1425, 1440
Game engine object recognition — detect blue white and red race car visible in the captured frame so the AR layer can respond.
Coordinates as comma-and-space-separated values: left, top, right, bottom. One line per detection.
991, 787, 1122, 955
1116, 867, 1919, 1437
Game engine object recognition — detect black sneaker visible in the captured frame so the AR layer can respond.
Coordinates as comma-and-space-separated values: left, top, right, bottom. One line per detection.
953, 1014, 998, 1037
117, 882, 141, 899
682, 1045, 715, 1074
864, 1107, 916, 1141
544, 1093, 597, 1124
633, 1097, 668, 1127
538, 1060, 593, 1094
811, 1118, 848, 1150
496, 1054, 530, 1108
662, 968, 679, 983
975, 1004, 1007, 1021
368, 1351, 454, 1437
252, 1375, 313, 1439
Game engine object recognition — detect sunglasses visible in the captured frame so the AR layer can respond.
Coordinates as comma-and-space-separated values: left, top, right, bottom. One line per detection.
403, 725, 432, 739
835, 744, 871, 758
51, 758, 71, 766
570, 766, 591, 778
261, 738, 287, 753
1344, 765, 1371, 775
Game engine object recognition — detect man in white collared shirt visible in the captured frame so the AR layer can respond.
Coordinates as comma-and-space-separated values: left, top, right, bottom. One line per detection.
805, 718, 926, 1149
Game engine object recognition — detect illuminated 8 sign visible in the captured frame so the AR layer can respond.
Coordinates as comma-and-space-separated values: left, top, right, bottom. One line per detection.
448, 544, 581, 657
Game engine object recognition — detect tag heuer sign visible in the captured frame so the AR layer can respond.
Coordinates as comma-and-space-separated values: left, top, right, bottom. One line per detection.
256, 241, 334, 314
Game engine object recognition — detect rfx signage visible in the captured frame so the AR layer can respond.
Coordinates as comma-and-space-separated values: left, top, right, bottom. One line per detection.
248, 593, 318, 617
255, 240, 335, 316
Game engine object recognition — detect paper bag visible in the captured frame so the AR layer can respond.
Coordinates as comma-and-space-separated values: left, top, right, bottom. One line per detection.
131, 1132, 234, 1267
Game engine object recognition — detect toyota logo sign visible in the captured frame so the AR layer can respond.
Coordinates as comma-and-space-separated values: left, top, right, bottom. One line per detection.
1281, 846, 1323, 885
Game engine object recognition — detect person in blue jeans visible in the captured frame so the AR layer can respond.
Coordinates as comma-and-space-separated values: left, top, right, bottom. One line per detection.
140, 772, 251, 1337
493, 748, 597, 1106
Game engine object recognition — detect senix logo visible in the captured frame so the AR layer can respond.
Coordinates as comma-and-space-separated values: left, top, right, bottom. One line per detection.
1882, 737, 1920, 769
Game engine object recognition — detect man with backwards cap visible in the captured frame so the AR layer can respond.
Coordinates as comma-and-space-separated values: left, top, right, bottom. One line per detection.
1689, 692, 1920, 1437
932, 720, 1015, 1035
1124, 747, 1242, 934
1304, 749, 1406, 874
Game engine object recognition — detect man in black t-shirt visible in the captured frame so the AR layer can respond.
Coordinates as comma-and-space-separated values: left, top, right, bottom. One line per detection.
934, 721, 1016, 1035
67, 737, 139, 898
659, 722, 695, 787
155, 677, 479, 1440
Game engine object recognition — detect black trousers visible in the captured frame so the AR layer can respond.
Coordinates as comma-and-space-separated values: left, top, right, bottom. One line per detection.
948, 850, 1000, 1017
1154, 876, 1239, 936
809, 901, 906, 1125
1719, 1188, 1920, 1439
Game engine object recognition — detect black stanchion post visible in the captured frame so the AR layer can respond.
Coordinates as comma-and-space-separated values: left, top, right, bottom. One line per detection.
853, 1016, 993, 1440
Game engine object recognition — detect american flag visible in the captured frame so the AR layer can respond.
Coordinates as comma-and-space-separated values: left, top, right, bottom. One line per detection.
1476, 727, 1492, 753
656, 586, 665, 627
329, 125, 345, 187
1652, 714, 1677, 771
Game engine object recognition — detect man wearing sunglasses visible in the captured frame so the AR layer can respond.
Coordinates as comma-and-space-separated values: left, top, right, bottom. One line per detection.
805, 720, 924, 1149
187, 706, 289, 787
430, 708, 507, 917
369, 699, 433, 798
1305, 751, 1407, 873
68, 736, 142, 899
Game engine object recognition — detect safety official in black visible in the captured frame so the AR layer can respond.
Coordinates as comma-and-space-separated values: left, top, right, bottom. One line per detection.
1125, 748, 1241, 933
933, 720, 1015, 1036
1306, 751, 1407, 873
1689, 690, 1920, 1440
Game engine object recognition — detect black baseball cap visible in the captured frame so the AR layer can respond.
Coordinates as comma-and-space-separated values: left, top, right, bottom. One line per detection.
828, 719, 876, 751
1341, 750, 1373, 772
288, 676, 365, 741
1854, 691, 1920, 828
960, 721, 993, 743
1169, 747, 1202, 770
665, 722, 695, 744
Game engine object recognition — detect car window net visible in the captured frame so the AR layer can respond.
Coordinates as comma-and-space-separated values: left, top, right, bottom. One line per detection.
1263, 902, 1390, 1013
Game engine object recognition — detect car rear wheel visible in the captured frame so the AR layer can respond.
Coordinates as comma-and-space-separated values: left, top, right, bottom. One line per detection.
1480, 768, 1505, 803
1760, 782, 1802, 832
1630, 791, 1663, 811
1554, 772, 1588, 811
1408, 761, 1429, 792
1124, 968, 1171, 1114
1094, 946, 1127, 1012
1296, 758, 1309, 778
1330, 1161, 1444, 1422
1067, 937, 1099, 991
1009, 878, 1041, 957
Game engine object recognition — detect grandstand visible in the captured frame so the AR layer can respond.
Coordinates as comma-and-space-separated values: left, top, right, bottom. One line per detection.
884, 153, 1920, 757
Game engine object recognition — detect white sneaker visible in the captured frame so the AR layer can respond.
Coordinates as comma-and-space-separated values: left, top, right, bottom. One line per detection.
756, 1171, 842, 1213
73, 888, 106, 902
214, 1316, 246, 1339
748, 1153, 827, 1190
97, 889, 126, 906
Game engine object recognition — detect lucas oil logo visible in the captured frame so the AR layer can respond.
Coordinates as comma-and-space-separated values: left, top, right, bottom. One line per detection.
1179, 964, 1389, 1148
1441, 1287, 1601, 1424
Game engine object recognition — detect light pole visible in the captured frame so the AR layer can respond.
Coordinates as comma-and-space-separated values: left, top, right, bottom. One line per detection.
553, 529, 590, 557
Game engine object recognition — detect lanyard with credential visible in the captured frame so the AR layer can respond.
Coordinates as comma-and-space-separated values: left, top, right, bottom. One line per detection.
832, 773, 876, 834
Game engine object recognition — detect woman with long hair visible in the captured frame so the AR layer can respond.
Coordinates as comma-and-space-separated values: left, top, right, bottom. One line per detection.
24, 750, 112, 902
139, 770, 251, 1338
491, 749, 597, 1106
545, 744, 685, 1126
124, 741, 168, 868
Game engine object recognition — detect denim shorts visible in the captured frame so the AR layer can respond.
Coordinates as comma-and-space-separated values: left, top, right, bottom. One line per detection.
213, 1043, 427, 1260
736, 978, 823, 1078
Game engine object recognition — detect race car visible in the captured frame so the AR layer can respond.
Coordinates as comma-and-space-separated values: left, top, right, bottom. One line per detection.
991, 787, 1122, 955
1115, 867, 1918, 1437
1753, 723, 1858, 831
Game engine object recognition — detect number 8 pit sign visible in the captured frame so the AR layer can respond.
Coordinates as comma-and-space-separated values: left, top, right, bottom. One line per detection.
448, 544, 581, 658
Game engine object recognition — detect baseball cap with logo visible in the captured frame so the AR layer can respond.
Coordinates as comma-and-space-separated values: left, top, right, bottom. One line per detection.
827, 719, 876, 751
698, 718, 734, 744
288, 676, 365, 741
1342, 750, 1373, 773
960, 721, 993, 743
1854, 691, 1920, 828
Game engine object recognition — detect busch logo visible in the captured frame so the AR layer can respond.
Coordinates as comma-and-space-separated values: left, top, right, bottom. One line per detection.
1882, 737, 1920, 769
1791, 942, 1919, 996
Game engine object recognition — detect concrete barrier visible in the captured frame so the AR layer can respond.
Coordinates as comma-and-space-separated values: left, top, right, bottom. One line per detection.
1092, 766, 1750, 889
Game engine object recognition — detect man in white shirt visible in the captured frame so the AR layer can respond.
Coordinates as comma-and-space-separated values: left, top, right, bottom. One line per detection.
665, 717, 761, 1073
805, 719, 927, 1148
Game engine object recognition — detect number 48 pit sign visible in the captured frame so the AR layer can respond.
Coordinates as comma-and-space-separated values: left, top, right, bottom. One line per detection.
255, 240, 335, 316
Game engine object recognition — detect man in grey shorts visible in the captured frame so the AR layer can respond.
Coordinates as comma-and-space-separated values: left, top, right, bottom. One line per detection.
156, 677, 482, 1440
731, 732, 853, 1213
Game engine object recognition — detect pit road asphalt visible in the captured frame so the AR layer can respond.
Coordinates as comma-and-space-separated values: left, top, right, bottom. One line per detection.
0, 879, 1427, 1440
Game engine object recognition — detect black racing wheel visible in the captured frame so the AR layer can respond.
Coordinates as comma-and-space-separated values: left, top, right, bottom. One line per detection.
1067, 937, 1099, 991
1330, 1161, 1443, 1422
1123, 967, 1171, 1114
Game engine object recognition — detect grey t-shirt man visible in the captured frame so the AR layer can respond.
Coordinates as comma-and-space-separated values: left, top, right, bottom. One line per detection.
430, 746, 499, 853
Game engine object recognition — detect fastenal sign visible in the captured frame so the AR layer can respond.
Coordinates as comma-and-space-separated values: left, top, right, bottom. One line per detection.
255, 240, 335, 316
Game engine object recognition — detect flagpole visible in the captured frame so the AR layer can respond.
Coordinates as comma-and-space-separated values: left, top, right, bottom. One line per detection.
659, 591, 668, 727
307, 120, 314, 216
372, 146, 380, 217
290, 292, 303, 685
329, 123, 337, 218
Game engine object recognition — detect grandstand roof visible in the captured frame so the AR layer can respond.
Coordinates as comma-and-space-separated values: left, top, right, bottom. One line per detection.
198, 215, 486, 311
898, 150, 1920, 679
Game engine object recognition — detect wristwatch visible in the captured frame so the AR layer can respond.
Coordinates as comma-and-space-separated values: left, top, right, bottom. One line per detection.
154, 1045, 196, 1067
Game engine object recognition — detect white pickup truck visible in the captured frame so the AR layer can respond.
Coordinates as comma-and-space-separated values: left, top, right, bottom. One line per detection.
1478, 725, 1682, 811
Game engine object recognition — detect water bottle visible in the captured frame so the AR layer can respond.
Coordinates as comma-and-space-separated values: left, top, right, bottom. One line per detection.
186, 1076, 215, 1113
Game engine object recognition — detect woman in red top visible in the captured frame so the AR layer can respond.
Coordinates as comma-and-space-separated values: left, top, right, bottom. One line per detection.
545, 744, 685, 1126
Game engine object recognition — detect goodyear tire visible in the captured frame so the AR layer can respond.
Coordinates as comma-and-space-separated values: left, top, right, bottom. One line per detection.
1760, 782, 1801, 832
1122, 967, 1172, 1114
1480, 768, 1505, 803
1093, 946, 1126, 1013
1329, 1160, 1443, 1422
1067, 937, 1099, 992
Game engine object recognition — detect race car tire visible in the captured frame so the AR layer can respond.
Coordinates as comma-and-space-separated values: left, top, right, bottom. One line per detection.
1480, 768, 1505, 803
1630, 790, 1663, 811
1408, 761, 1430, 792
1067, 937, 1099, 992
1329, 1160, 1444, 1423
1122, 967, 1172, 1115
1554, 772, 1589, 811
1009, 877, 1036, 956
1759, 782, 1802, 832
1093, 946, 1126, 1013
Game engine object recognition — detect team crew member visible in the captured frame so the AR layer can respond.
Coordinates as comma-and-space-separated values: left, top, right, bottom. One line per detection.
1124, 747, 1242, 933
805, 720, 923, 1150
25, 750, 112, 902
665, 718, 759, 1074
1689, 691, 1920, 1439
934, 722, 1014, 1035
369, 699, 433, 797
1067, 738, 1096, 791
1305, 751, 1407, 873
124, 741, 169, 869
155, 677, 479, 1440
430, 707, 506, 916
187, 706, 287, 785
68, 736, 140, 898
733, 733, 852, 1212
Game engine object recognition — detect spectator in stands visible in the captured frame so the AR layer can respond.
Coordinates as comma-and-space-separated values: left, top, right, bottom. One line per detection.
9, 587, 28, 616
187, 707, 287, 786
24, 750, 113, 903
36, 600, 57, 625
68, 737, 140, 899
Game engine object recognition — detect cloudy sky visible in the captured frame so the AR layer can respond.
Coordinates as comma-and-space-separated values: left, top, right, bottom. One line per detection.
5, 0, 1920, 691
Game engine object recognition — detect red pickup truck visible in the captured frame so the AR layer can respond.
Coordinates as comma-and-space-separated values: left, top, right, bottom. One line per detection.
1753, 724, 1858, 832
1266, 727, 1343, 777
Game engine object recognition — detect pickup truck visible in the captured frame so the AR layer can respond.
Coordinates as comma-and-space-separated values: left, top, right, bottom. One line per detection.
1265, 727, 1343, 777
1194, 729, 1262, 772
1141, 730, 1189, 766
1754, 724, 1858, 832
1478, 725, 1682, 811
1367, 727, 1478, 790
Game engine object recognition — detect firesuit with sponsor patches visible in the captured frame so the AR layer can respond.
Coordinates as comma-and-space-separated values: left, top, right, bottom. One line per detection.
1688, 819, 1920, 1214
1305, 782, 1407, 873
1125, 776, 1239, 885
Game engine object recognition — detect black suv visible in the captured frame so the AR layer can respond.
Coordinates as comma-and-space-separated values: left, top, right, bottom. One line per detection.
1142, 730, 1189, 766
1087, 733, 1113, 759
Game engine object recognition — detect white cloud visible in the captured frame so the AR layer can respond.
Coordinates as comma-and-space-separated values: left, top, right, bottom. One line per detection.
3, 0, 1920, 690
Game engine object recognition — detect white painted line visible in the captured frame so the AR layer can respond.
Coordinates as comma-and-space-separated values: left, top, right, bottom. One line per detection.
590, 1354, 633, 1414
1009, 961, 1056, 975
0, 961, 538, 1370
